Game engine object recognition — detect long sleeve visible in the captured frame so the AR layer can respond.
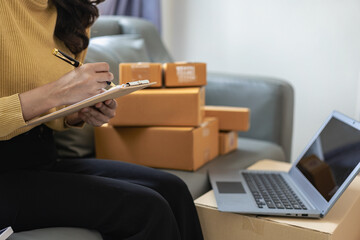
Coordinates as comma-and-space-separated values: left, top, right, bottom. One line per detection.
0, 94, 27, 138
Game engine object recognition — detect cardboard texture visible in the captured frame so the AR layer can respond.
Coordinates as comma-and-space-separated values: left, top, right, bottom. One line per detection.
119, 62, 162, 88
195, 160, 360, 240
110, 87, 205, 127
95, 118, 219, 171
204, 105, 250, 131
163, 62, 207, 87
219, 131, 238, 155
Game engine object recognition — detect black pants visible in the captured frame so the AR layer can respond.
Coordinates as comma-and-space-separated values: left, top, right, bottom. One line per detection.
0, 125, 204, 240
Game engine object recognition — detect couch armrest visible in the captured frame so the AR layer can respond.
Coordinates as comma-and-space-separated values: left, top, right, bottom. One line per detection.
205, 72, 294, 162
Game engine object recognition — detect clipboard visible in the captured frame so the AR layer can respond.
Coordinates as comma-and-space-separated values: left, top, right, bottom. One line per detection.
26, 81, 155, 126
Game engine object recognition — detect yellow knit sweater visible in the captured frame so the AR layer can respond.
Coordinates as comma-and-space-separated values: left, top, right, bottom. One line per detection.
0, 0, 86, 140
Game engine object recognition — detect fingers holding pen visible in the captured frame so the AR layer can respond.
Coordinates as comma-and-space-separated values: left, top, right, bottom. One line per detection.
90, 61, 110, 73
79, 62, 114, 86
52, 49, 114, 106
95, 71, 114, 86
55, 62, 114, 105
53, 48, 111, 79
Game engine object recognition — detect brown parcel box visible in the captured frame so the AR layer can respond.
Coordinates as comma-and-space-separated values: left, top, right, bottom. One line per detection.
119, 62, 162, 88
204, 105, 250, 131
110, 87, 205, 127
163, 62, 207, 87
219, 131, 238, 155
95, 118, 219, 171
195, 160, 360, 240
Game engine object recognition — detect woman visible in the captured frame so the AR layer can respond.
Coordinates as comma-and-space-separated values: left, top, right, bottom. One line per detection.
0, 0, 204, 239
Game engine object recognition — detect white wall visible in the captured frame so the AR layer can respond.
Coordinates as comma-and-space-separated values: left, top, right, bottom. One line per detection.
161, 0, 360, 162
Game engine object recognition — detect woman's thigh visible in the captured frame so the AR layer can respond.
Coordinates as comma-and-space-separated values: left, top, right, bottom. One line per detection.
53, 158, 190, 200
54, 158, 179, 185
0, 169, 178, 239
53, 158, 203, 240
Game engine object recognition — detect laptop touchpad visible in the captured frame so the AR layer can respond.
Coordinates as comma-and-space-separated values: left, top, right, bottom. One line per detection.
216, 181, 246, 194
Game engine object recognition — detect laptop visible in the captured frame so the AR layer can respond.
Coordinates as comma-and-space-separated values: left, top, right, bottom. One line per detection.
209, 111, 360, 218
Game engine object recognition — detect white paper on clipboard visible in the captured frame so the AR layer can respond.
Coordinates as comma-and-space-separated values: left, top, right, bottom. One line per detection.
26, 81, 155, 126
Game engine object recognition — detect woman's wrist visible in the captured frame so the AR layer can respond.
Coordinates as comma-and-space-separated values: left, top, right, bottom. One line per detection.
19, 81, 62, 121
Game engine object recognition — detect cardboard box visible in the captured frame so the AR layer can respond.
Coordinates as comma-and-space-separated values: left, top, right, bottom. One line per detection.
110, 87, 205, 127
205, 105, 250, 131
195, 160, 360, 240
95, 118, 219, 171
119, 62, 162, 87
163, 62, 207, 87
219, 131, 238, 155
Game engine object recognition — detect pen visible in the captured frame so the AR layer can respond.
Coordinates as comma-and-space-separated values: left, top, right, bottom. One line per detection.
52, 48, 115, 87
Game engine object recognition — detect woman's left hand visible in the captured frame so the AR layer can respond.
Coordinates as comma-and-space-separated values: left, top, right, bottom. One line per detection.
65, 99, 117, 127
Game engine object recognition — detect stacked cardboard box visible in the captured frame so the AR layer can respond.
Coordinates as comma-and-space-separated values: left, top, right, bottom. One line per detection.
109, 87, 205, 127
219, 131, 238, 155
119, 62, 207, 88
119, 62, 162, 88
204, 105, 250, 155
95, 62, 220, 171
163, 62, 207, 87
95, 118, 218, 171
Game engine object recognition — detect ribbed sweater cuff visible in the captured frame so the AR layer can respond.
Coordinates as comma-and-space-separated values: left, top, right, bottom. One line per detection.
0, 94, 26, 137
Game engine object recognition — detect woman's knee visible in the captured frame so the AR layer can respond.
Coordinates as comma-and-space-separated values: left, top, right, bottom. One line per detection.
152, 171, 190, 196
100, 185, 180, 239
130, 189, 180, 238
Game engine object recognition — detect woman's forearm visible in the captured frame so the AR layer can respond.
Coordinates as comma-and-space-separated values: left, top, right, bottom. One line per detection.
19, 81, 60, 121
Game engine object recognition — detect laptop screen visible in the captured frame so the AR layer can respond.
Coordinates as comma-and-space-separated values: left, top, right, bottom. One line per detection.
296, 117, 360, 201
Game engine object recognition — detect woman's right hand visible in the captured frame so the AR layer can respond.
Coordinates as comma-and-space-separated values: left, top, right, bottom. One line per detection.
52, 62, 114, 105
19, 62, 114, 121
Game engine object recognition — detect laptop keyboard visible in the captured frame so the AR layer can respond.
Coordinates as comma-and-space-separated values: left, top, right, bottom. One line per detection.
243, 172, 307, 210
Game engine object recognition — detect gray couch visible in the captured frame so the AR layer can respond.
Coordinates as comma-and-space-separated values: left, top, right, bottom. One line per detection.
9, 16, 294, 240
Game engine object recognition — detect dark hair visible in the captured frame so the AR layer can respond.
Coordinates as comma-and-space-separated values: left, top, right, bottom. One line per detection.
52, 0, 105, 54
